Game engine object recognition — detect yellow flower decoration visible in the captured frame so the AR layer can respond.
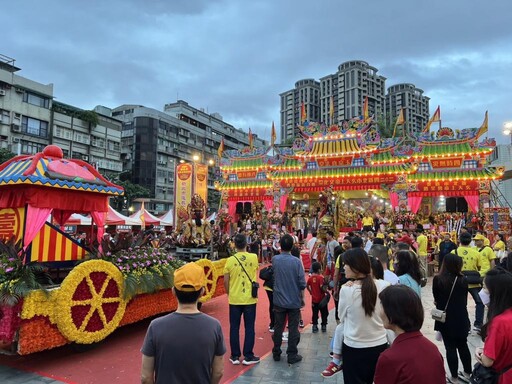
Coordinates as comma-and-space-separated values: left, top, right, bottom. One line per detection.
194, 259, 218, 303
56, 260, 127, 344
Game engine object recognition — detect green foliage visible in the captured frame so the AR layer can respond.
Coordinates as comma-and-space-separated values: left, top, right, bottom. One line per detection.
0, 148, 16, 165
376, 116, 397, 139
0, 237, 53, 306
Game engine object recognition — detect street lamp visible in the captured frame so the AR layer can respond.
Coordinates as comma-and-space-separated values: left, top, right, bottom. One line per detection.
503, 121, 512, 144
208, 159, 215, 166
193, 154, 200, 162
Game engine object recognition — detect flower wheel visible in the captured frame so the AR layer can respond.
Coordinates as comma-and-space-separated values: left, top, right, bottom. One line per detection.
56, 260, 127, 344
195, 259, 217, 303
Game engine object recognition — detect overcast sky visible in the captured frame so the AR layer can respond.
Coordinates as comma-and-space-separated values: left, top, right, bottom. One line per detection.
4, 0, 512, 143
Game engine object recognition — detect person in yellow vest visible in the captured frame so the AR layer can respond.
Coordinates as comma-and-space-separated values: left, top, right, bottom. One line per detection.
451, 232, 490, 332
475, 230, 490, 247
416, 229, 429, 277
362, 213, 374, 232
473, 233, 497, 269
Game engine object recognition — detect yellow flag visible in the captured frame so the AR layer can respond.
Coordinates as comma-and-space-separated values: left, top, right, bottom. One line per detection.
140, 201, 146, 230
392, 108, 405, 138
475, 111, 489, 139
217, 138, 224, 159
248, 128, 254, 149
363, 96, 369, 121
301, 102, 307, 122
271, 121, 276, 146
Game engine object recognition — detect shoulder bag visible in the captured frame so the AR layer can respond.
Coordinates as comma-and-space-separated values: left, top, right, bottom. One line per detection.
470, 362, 512, 384
457, 247, 483, 285
234, 256, 259, 298
431, 276, 457, 323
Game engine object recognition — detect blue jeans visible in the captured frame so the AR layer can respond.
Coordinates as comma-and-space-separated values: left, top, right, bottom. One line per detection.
229, 304, 256, 358
468, 287, 484, 327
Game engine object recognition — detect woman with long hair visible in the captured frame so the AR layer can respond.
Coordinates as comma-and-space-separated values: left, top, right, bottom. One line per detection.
374, 285, 445, 383
433, 253, 471, 383
493, 233, 507, 262
475, 267, 512, 383
395, 250, 422, 297
321, 248, 389, 382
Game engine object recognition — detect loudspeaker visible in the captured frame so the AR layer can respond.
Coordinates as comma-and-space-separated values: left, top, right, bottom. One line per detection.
445, 198, 457, 213
235, 202, 244, 214
244, 202, 252, 214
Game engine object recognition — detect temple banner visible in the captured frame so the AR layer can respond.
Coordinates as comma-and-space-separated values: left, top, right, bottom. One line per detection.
193, 163, 208, 204
174, 163, 193, 227
430, 157, 463, 169
0, 207, 25, 241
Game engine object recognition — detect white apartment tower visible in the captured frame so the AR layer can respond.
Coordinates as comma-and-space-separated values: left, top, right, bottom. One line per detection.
280, 79, 320, 143
385, 83, 430, 135
320, 60, 386, 127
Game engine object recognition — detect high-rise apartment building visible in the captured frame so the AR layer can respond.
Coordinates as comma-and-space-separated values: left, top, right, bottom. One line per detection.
280, 79, 320, 142
320, 60, 386, 128
385, 83, 430, 135
110, 100, 267, 213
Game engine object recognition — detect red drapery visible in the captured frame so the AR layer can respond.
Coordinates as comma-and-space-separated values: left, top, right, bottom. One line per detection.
407, 196, 423, 214
228, 201, 237, 220
465, 195, 480, 213
389, 192, 399, 210
264, 199, 274, 211
279, 194, 288, 212
90, 211, 106, 245
52, 210, 73, 227
24, 205, 53, 249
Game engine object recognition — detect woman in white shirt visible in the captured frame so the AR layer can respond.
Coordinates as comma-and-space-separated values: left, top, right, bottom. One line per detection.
321, 247, 390, 382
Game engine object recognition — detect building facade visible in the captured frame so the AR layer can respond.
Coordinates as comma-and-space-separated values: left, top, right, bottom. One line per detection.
279, 79, 320, 143
0, 55, 122, 176
488, 144, 512, 208
110, 100, 267, 214
385, 83, 430, 135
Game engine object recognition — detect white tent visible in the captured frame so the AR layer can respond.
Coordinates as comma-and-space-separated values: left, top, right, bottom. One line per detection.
158, 209, 174, 226
130, 208, 161, 225
107, 206, 142, 226
65, 213, 92, 225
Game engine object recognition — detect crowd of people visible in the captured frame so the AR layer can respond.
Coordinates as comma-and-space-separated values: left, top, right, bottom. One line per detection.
135, 210, 512, 384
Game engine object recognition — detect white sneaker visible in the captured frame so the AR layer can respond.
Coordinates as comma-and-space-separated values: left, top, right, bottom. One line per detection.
282, 331, 288, 342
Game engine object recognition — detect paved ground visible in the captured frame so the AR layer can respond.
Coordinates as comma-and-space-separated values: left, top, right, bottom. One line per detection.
0, 277, 483, 383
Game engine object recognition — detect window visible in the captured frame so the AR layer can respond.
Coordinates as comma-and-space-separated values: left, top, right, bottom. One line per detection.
462, 160, 478, 169
21, 116, 48, 137
306, 161, 317, 170
256, 172, 266, 180
228, 174, 237, 181
418, 162, 431, 171
352, 158, 365, 167
0, 109, 9, 124
21, 140, 45, 155
22, 92, 50, 108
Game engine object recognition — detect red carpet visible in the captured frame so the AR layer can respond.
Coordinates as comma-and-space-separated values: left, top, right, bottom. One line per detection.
0, 272, 332, 383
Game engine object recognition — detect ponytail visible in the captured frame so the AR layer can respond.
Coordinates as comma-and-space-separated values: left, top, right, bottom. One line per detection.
361, 274, 377, 317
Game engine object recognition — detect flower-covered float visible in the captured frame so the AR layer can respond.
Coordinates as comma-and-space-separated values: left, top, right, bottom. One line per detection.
0, 145, 226, 355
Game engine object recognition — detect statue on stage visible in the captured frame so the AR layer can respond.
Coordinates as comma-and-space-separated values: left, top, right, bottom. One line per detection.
180, 194, 212, 247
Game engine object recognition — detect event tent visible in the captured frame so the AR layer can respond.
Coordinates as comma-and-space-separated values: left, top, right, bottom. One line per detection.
129, 208, 160, 225
157, 209, 173, 226
107, 206, 141, 226
65, 213, 92, 225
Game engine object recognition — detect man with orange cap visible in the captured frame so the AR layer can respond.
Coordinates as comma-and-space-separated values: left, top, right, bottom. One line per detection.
141, 263, 225, 384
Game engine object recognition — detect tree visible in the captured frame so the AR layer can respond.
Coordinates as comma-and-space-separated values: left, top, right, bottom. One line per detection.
103, 172, 150, 213
0, 148, 16, 165
376, 116, 402, 139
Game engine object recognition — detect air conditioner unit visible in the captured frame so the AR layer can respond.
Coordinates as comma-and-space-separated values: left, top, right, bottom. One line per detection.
15, 87, 23, 93
11, 124, 21, 133
81, 155, 89, 161
12, 137, 20, 143
0, 90, 6, 96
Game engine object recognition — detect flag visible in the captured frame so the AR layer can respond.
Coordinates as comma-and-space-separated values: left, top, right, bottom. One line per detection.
363, 96, 369, 121
248, 128, 254, 149
422, 105, 441, 133
271, 121, 277, 146
329, 96, 334, 123
431, 105, 441, 122
301, 102, 307, 122
475, 111, 489, 139
217, 138, 224, 159
140, 201, 146, 230
392, 108, 405, 138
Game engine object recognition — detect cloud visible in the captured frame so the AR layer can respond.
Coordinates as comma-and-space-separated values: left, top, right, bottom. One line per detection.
2, 0, 512, 142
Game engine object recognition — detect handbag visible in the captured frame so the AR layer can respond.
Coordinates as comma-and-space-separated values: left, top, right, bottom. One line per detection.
318, 292, 331, 308
463, 270, 483, 285
470, 362, 512, 384
234, 256, 259, 298
431, 276, 457, 323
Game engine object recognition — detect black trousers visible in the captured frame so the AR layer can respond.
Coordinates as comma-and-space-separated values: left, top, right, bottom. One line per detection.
265, 289, 274, 328
342, 342, 388, 384
441, 333, 472, 377
272, 305, 301, 359
312, 302, 328, 326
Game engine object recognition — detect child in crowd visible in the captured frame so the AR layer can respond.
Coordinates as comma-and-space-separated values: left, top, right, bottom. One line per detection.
307, 262, 329, 333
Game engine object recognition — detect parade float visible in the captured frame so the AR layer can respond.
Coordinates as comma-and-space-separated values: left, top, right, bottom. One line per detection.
215, 113, 503, 232
0, 145, 225, 355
